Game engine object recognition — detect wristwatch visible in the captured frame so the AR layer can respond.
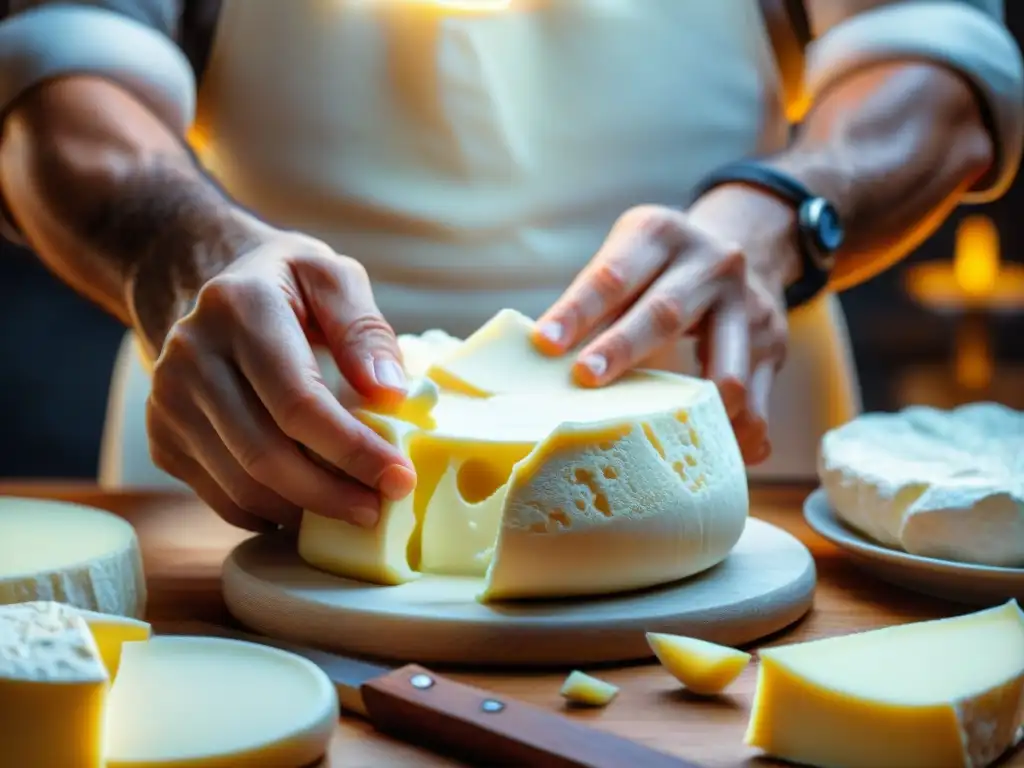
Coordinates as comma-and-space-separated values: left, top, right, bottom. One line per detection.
692, 160, 844, 310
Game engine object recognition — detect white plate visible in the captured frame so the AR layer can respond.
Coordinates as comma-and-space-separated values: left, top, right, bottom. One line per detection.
804, 488, 1024, 605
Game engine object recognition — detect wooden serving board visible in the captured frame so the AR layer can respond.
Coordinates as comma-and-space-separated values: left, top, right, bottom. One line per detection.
221, 518, 816, 667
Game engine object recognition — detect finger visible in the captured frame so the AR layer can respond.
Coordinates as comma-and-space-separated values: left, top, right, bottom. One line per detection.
706, 290, 752, 419
571, 258, 729, 386
295, 254, 407, 405
749, 358, 775, 426
146, 406, 278, 533
218, 281, 416, 501
534, 207, 682, 354
187, 355, 388, 527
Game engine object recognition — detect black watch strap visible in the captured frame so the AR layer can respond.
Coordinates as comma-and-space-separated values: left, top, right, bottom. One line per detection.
692, 161, 836, 310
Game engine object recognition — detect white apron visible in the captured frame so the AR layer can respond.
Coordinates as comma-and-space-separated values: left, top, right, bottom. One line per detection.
98, 0, 861, 489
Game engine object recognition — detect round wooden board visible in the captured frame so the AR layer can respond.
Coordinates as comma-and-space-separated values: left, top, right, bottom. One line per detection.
222, 518, 816, 667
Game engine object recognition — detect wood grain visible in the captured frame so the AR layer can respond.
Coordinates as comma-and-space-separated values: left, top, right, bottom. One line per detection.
3, 481, 1021, 768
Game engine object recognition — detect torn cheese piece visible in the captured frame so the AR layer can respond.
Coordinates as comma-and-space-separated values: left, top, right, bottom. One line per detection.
362, 376, 440, 429
646, 633, 751, 695
105, 636, 338, 768
746, 600, 1024, 768
0, 602, 112, 768
0, 497, 147, 617
298, 308, 749, 602
560, 670, 620, 706
426, 307, 575, 396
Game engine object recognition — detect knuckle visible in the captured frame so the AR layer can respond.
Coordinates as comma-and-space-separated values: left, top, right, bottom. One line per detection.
645, 293, 688, 337
589, 261, 629, 301
274, 385, 325, 435
197, 273, 276, 323
343, 312, 396, 349
620, 205, 682, 245
235, 441, 285, 481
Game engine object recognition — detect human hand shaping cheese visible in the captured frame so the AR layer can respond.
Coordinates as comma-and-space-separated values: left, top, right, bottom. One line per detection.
534, 188, 798, 465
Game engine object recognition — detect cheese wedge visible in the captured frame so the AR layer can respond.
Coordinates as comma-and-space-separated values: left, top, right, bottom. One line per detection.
0, 601, 111, 768
299, 308, 749, 602
75, 607, 152, 677
746, 600, 1024, 768
646, 633, 751, 694
0, 497, 147, 617
560, 670, 620, 706
105, 636, 338, 768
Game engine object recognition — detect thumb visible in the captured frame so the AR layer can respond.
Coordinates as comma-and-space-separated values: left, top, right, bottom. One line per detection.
298, 255, 407, 404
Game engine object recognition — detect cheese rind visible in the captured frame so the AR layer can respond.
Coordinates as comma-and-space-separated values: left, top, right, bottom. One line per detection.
0, 601, 110, 768
819, 403, 1024, 567
646, 632, 751, 695
746, 600, 1024, 768
105, 636, 339, 768
560, 670, 619, 707
0, 497, 147, 618
300, 309, 749, 602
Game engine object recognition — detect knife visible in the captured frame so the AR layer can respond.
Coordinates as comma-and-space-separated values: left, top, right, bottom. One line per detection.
161, 622, 702, 768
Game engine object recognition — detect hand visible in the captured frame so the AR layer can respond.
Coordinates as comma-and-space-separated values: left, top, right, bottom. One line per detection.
534, 190, 801, 464
144, 232, 417, 532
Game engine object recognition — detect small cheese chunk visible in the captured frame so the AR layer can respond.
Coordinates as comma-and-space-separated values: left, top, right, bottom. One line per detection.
105, 636, 338, 768
560, 670, 619, 707
746, 600, 1024, 768
364, 376, 440, 429
0, 497, 147, 617
646, 633, 751, 695
0, 601, 110, 768
819, 403, 1024, 567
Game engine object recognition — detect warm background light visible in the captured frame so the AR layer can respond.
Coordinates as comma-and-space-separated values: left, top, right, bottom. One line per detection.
953, 215, 1000, 298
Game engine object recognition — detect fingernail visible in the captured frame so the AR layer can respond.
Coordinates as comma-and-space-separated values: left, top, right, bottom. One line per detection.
373, 358, 407, 392
537, 321, 564, 345
379, 464, 416, 501
580, 353, 607, 378
350, 506, 380, 528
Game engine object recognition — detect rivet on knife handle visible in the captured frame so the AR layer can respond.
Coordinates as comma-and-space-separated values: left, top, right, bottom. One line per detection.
360, 664, 703, 768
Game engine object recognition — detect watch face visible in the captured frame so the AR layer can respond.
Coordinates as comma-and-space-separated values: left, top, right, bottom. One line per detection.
800, 198, 843, 269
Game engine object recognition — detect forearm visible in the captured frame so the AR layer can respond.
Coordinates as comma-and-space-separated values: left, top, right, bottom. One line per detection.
0, 76, 261, 354
771, 61, 993, 290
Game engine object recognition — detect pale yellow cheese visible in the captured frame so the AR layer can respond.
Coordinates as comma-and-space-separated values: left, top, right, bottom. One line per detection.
299, 308, 749, 602
75, 607, 152, 677
426, 307, 575, 396
0, 601, 111, 768
364, 376, 440, 429
105, 636, 338, 768
0, 497, 147, 617
560, 670, 620, 707
746, 600, 1024, 768
646, 633, 751, 695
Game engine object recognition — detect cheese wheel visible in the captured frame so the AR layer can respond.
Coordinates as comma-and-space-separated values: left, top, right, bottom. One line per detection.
300, 309, 749, 602
0, 497, 146, 617
105, 636, 338, 768
819, 402, 1024, 567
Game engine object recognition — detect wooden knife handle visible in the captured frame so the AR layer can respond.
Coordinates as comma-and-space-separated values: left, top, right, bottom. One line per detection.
361, 664, 701, 768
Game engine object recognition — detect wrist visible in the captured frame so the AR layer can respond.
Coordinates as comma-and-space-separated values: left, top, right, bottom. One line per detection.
125, 202, 267, 358
687, 182, 802, 290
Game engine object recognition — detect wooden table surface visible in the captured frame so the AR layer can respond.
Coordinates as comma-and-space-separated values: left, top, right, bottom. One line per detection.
4, 481, 1020, 768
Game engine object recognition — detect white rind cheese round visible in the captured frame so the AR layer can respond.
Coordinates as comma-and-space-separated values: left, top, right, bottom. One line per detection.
300, 309, 750, 602
818, 402, 1024, 567
0, 497, 146, 617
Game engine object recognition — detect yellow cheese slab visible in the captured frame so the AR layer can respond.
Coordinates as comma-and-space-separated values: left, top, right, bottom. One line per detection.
646, 632, 751, 694
746, 600, 1024, 768
105, 636, 338, 768
560, 670, 619, 707
0, 602, 110, 768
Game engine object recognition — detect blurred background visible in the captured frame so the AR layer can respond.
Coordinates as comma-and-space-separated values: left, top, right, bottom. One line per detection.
1, 7, 1023, 480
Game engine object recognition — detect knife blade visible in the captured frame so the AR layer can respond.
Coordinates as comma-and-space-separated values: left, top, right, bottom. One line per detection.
160, 621, 702, 768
